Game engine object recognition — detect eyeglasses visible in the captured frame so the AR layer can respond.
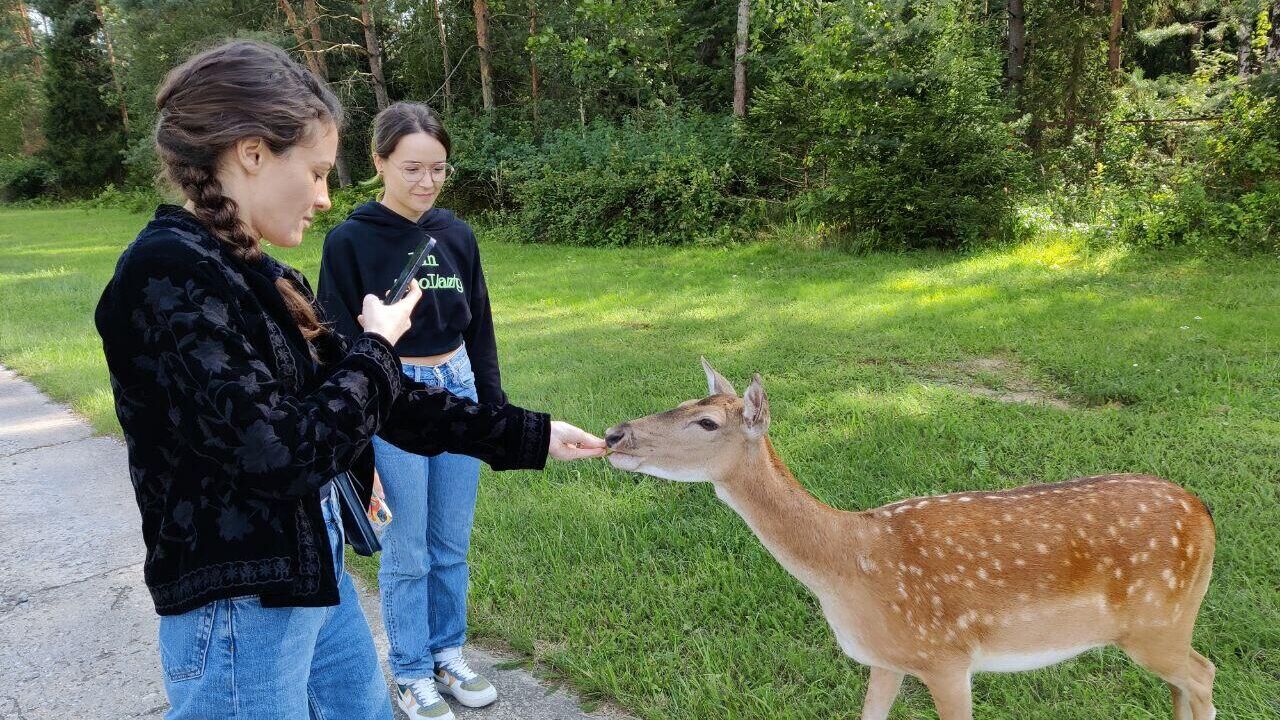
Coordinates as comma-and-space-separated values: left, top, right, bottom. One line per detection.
394, 162, 454, 186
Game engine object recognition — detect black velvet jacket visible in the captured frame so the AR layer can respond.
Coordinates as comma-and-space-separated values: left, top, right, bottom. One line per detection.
95, 205, 550, 616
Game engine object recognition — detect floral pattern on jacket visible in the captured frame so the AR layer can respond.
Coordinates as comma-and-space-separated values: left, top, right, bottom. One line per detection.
96, 205, 550, 615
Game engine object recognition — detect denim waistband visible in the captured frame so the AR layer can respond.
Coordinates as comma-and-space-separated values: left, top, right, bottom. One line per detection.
402, 345, 471, 386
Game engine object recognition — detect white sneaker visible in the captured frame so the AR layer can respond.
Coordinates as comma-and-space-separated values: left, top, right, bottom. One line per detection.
434, 655, 498, 708
395, 677, 456, 719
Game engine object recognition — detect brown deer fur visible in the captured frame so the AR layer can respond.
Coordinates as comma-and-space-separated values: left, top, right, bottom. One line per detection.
603, 360, 1216, 720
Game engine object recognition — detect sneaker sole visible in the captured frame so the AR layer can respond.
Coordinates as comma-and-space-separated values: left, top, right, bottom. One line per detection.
436, 680, 498, 708
397, 692, 456, 720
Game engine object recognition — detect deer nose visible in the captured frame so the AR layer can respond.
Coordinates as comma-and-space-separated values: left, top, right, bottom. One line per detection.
605, 424, 630, 448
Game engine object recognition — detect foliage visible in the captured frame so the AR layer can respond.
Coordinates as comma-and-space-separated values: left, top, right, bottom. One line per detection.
751, 0, 1029, 249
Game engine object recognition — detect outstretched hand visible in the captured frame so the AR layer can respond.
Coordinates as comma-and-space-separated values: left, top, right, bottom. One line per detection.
548, 421, 608, 461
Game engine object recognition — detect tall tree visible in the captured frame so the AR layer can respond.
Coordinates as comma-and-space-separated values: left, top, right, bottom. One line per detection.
358, 0, 389, 110
1006, 0, 1027, 100
92, 0, 127, 131
32, 0, 125, 193
12, 0, 41, 75
1238, 13, 1252, 77
279, 0, 351, 185
1267, 1, 1280, 65
301, 0, 328, 77
732, 0, 749, 117
433, 0, 452, 113
528, 0, 539, 125
1107, 0, 1124, 76
473, 0, 493, 110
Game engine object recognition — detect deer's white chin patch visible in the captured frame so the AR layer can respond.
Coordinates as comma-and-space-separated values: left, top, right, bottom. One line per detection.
608, 453, 709, 483
607, 453, 644, 472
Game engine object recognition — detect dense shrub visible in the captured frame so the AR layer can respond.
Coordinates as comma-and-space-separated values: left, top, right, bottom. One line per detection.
751, 0, 1029, 250
509, 111, 771, 246
1109, 79, 1280, 253
0, 154, 57, 201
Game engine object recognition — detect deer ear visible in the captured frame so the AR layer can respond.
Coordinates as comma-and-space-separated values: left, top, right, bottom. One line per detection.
742, 373, 770, 437
701, 356, 737, 397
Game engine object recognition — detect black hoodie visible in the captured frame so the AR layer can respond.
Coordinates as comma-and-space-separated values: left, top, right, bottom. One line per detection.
317, 201, 505, 405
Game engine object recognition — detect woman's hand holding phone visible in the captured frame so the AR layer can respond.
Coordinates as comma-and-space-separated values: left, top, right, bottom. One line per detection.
358, 281, 421, 345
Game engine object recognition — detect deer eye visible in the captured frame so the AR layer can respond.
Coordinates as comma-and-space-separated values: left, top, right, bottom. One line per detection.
696, 418, 720, 431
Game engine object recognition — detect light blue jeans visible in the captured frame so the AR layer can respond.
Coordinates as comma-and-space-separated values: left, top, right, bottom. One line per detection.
372, 347, 483, 681
157, 484, 392, 719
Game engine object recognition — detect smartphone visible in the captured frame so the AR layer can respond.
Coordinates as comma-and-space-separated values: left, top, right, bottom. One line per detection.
385, 234, 438, 304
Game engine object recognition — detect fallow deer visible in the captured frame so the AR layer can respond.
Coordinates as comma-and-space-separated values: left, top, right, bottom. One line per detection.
603, 359, 1216, 720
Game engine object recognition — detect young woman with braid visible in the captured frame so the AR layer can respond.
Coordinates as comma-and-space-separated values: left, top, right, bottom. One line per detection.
94, 40, 605, 719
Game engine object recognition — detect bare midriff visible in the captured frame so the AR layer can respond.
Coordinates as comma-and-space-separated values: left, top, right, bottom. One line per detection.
400, 344, 462, 367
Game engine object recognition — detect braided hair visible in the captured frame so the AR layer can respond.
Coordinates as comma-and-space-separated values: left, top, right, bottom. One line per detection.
154, 40, 344, 342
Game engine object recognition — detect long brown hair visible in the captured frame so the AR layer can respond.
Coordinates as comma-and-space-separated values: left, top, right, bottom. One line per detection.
154, 40, 342, 342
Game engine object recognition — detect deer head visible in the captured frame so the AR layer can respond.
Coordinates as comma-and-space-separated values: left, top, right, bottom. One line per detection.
605, 358, 770, 483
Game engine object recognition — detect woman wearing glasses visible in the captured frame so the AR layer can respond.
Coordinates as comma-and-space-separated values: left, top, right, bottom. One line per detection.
317, 102, 512, 720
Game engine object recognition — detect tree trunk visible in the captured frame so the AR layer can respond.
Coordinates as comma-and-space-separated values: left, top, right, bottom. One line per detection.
1064, 35, 1085, 145
473, 0, 493, 110
1107, 0, 1123, 76
1238, 17, 1252, 77
528, 0, 539, 126
359, 0, 390, 110
14, 0, 41, 76
92, 0, 128, 132
1006, 0, 1026, 100
433, 0, 453, 114
302, 0, 329, 78
280, 0, 350, 186
1267, 2, 1280, 66
732, 0, 750, 117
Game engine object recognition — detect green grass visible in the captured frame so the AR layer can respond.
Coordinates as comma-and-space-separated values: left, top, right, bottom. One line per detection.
2, 206, 1278, 719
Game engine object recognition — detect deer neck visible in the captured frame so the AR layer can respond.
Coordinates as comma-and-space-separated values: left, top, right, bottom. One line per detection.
712, 438, 852, 593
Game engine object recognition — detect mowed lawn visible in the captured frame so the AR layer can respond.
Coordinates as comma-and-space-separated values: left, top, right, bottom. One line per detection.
1, 206, 1277, 719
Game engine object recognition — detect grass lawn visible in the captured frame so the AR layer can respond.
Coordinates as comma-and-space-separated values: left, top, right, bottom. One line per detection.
1, 205, 1277, 719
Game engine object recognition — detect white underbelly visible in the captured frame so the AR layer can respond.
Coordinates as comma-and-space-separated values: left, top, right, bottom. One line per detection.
972, 644, 1102, 672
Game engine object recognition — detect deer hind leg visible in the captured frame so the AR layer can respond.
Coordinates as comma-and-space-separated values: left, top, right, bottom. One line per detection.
919, 669, 972, 720
860, 666, 905, 720
1120, 638, 1215, 720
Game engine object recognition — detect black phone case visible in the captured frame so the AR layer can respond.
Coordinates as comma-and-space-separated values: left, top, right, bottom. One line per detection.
334, 471, 381, 556
386, 234, 437, 304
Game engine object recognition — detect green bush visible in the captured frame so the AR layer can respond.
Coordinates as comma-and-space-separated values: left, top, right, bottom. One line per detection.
0, 154, 57, 201
509, 111, 771, 246
1110, 83, 1280, 254
751, 0, 1028, 250
86, 184, 164, 213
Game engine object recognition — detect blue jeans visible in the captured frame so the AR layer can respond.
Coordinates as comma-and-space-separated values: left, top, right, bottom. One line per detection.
372, 347, 482, 680
157, 484, 392, 719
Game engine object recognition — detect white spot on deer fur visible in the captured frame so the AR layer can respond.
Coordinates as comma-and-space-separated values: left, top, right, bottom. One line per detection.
1036, 543, 1049, 554
1107, 525, 1118, 537
977, 568, 989, 580
1114, 568, 1123, 579
1138, 503, 1148, 512
1175, 520, 1183, 530
1083, 513, 1094, 521
1179, 500, 1191, 512
916, 501, 930, 509
1170, 536, 1179, 548
1148, 538, 1158, 550
959, 496, 973, 503
1014, 558, 1026, 567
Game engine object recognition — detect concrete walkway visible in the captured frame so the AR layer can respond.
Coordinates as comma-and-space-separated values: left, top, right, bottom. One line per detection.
0, 366, 630, 720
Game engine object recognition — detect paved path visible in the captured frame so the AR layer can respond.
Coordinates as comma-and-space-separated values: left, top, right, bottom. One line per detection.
0, 366, 629, 720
